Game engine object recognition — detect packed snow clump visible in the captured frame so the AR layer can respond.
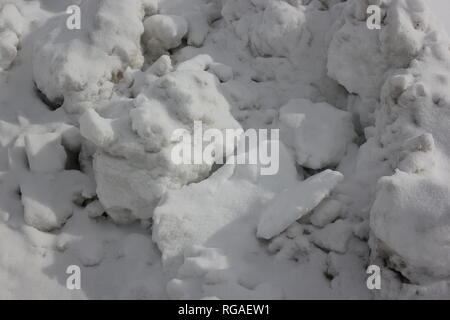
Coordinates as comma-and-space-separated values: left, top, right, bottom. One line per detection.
80, 64, 241, 224
32, 0, 148, 112
0, 3, 24, 70
143, 14, 188, 59
0, 0, 450, 300
153, 141, 298, 267
257, 169, 344, 239
327, 0, 450, 291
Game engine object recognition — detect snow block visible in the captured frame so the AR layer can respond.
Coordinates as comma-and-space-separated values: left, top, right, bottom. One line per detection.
257, 169, 344, 239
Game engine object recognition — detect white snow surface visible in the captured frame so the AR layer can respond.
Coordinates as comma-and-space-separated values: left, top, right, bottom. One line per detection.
0, 0, 449, 299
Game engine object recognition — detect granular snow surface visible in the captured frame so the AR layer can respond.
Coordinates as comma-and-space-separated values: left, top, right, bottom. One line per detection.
1, 0, 450, 300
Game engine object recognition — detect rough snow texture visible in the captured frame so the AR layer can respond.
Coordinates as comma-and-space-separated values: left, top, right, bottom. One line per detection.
0, 0, 449, 300
0, 3, 23, 70
80, 66, 241, 224
257, 169, 344, 240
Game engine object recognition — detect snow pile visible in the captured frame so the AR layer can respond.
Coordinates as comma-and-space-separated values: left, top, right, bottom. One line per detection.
327, 0, 450, 289
0, 3, 24, 70
80, 63, 241, 224
4, 119, 95, 232
24, 132, 67, 173
1, 0, 450, 300
222, 0, 307, 58
32, 0, 148, 112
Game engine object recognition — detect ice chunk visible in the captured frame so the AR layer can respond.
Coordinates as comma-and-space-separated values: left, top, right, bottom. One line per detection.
310, 199, 342, 227
371, 171, 450, 283
257, 170, 344, 239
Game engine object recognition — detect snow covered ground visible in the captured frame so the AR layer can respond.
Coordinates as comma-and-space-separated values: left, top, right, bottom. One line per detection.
1, 0, 450, 300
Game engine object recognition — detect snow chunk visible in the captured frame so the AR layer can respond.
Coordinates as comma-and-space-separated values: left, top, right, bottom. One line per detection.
154, 141, 298, 265
310, 199, 342, 227
90, 69, 241, 223
32, 0, 146, 111
223, 0, 307, 57
24, 132, 67, 173
79, 109, 116, 148
0, 4, 24, 36
279, 99, 356, 169
208, 62, 233, 83
0, 30, 18, 70
371, 171, 450, 283
311, 219, 353, 253
20, 171, 95, 231
147, 55, 173, 77
69, 237, 104, 267
0, 3, 24, 71
121, 233, 158, 264
143, 14, 188, 59
84, 200, 104, 219
257, 169, 344, 240
0, 209, 9, 223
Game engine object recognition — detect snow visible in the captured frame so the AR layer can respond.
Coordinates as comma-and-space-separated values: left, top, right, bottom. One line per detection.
311, 219, 354, 254
20, 170, 95, 232
257, 169, 344, 240
279, 99, 356, 169
0, 3, 23, 71
143, 14, 188, 59
428, 0, 450, 36
25, 132, 67, 173
79, 109, 116, 148
0, 0, 450, 300
32, 0, 147, 112
310, 199, 342, 228
153, 141, 299, 267
88, 68, 241, 224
